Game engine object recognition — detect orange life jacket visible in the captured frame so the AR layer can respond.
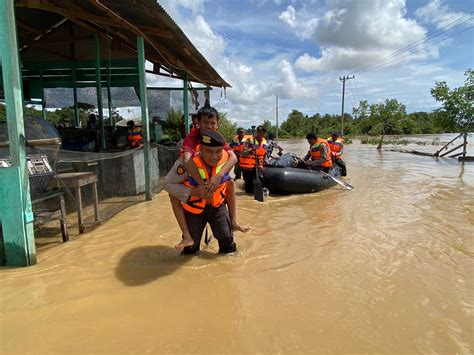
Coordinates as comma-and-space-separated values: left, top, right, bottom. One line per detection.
239, 138, 267, 170
327, 137, 344, 160
182, 151, 229, 214
128, 126, 143, 147
310, 138, 333, 168
230, 135, 241, 154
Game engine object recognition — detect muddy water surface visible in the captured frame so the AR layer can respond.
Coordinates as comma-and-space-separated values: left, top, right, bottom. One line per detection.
1, 137, 473, 354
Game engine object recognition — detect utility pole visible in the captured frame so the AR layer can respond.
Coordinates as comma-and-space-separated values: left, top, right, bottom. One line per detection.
276, 94, 279, 142
339, 75, 354, 136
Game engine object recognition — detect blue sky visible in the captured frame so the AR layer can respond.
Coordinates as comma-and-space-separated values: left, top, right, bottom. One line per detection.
152, 0, 473, 127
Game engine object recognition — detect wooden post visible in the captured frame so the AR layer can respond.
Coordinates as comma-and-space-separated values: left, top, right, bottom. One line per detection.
137, 36, 152, 200
183, 71, 189, 134
0, 1, 36, 266
94, 33, 106, 150
462, 133, 467, 159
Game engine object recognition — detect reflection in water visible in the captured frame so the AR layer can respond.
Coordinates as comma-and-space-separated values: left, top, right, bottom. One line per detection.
1, 138, 473, 354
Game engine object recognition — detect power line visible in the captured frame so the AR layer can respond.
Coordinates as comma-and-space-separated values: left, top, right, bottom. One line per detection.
353, 14, 473, 74
357, 24, 474, 74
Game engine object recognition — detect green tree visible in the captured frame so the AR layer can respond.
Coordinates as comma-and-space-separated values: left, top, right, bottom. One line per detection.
217, 111, 238, 142
368, 99, 407, 149
431, 68, 473, 132
281, 110, 306, 137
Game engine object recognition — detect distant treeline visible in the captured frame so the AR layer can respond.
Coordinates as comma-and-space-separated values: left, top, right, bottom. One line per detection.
264, 99, 456, 139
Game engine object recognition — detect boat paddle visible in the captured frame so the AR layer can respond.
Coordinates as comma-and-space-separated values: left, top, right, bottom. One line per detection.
251, 126, 265, 202
319, 169, 354, 190
295, 156, 353, 190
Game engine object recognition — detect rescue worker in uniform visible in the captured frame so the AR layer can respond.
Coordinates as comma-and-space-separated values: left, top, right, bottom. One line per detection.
229, 127, 246, 180
127, 120, 143, 148
164, 106, 250, 251
180, 130, 237, 255
303, 132, 333, 173
327, 130, 347, 176
239, 125, 268, 194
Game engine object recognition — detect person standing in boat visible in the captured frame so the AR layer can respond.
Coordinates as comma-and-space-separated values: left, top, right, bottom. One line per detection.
239, 125, 268, 193
303, 132, 333, 173
266, 132, 283, 162
327, 130, 347, 176
230, 127, 246, 180
177, 130, 237, 255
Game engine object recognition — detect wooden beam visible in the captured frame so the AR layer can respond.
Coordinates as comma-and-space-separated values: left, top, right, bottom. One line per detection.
17, 1, 173, 38
17, 20, 42, 35
23, 35, 93, 46
439, 143, 466, 157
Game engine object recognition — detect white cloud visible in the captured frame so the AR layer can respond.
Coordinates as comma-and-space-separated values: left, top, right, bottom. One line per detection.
415, 0, 471, 29
286, 0, 433, 72
157, 0, 205, 18
275, 60, 315, 99
278, 5, 319, 40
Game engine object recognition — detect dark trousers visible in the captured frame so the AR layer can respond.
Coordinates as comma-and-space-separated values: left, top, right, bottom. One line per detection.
234, 162, 242, 180
242, 169, 263, 194
182, 204, 236, 255
335, 159, 347, 176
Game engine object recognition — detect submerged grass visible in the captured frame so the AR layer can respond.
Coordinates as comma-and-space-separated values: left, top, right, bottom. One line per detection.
359, 136, 443, 146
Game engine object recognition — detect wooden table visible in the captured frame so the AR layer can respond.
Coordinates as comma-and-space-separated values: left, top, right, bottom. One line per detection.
54, 172, 99, 233
32, 191, 69, 242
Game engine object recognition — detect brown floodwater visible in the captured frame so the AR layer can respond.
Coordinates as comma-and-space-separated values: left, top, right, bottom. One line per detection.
1, 137, 473, 354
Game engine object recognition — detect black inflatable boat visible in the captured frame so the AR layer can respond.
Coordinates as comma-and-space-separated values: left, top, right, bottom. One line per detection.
262, 153, 341, 195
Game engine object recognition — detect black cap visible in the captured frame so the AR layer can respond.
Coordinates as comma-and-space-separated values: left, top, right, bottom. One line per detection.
201, 130, 225, 147
256, 125, 266, 132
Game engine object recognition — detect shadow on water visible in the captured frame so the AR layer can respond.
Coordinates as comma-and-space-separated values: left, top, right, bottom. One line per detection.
115, 244, 191, 286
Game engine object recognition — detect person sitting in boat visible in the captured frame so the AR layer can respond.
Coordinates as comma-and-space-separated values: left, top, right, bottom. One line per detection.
239, 125, 268, 193
230, 127, 247, 180
266, 132, 283, 161
327, 130, 347, 176
303, 132, 333, 173
127, 120, 143, 148
179, 130, 237, 255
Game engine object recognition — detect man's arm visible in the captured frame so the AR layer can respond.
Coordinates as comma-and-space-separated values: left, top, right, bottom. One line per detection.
207, 150, 237, 193
303, 150, 311, 161
306, 145, 328, 166
182, 151, 206, 186
164, 158, 193, 203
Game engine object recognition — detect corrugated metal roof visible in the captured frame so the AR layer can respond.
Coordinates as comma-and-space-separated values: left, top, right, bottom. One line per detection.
14, 0, 230, 88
